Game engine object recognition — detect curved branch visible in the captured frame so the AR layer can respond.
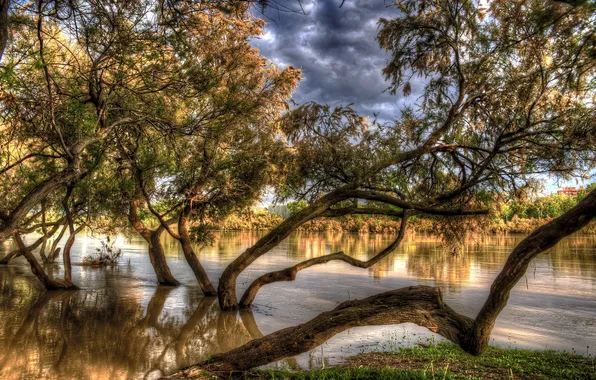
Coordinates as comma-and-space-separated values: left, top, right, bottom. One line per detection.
239, 214, 409, 308
320, 207, 409, 218
217, 186, 357, 309
464, 189, 596, 354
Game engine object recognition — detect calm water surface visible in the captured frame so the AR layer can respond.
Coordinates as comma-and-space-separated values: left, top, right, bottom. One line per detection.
0, 232, 595, 379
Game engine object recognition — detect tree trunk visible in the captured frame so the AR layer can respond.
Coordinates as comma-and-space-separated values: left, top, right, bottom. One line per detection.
149, 228, 180, 286
461, 190, 596, 355
178, 205, 216, 296
129, 198, 179, 286
47, 222, 68, 262
62, 226, 83, 284
12, 233, 78, 290
217, 187, 354, 310
0, 0, 9, 62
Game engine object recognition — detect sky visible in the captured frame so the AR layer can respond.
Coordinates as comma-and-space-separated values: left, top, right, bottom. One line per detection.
251, 0, 588, 197
251, 0, 404, 122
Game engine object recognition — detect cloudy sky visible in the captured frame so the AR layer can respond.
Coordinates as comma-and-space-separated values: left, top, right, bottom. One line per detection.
252, 0, 404, 122
251, 0, 586, 194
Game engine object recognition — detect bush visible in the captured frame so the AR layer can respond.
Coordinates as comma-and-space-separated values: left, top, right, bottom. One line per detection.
82, 238, 122, 266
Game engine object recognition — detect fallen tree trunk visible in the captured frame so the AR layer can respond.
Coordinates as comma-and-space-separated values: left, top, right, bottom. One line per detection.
239, 213, 409, 308
167, 286, 473, 376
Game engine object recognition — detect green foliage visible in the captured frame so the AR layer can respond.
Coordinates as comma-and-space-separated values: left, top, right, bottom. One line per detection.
287, 200, 309, 216
501, 186, 595, 221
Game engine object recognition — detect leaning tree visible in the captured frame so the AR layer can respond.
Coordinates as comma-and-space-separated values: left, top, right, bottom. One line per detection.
163, 1, 596, 372
214, 0, 596, 310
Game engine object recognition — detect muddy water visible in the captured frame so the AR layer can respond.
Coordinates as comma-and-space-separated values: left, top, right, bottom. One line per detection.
0, 232, 594, 379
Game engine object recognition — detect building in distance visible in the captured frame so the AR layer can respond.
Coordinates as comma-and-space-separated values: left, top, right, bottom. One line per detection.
557, 186, 585, 197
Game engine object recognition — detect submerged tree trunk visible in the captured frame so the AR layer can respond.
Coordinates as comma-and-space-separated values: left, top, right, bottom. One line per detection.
178, 204, 216, 296
217, 188, 354, 310
149, 228, 180, 286
129, 198, 179, 286
239, 213, 409, 308
12, 233, 78, 290
62, 226, 83, 284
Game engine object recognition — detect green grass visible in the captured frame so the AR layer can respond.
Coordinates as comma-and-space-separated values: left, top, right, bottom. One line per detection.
244, 343, 596, 380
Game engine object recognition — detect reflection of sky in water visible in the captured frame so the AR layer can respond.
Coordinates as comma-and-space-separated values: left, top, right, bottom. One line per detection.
0, 232, 594, 378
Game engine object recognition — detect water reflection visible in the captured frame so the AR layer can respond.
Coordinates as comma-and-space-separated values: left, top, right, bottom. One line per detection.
0, 232, 594, 378
0, 286, 265, 380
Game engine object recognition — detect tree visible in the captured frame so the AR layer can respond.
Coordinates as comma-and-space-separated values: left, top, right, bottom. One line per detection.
1, 0, 298, 288
215, 0, 596, 310
108, 0, 299, 289
167, 188, 596, 375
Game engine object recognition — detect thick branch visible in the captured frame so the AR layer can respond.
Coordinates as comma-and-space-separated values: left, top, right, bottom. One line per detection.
320, 207, 408, 218
217, 186, 357, 309
239, 214, 409, 308
345, 190, 488, 216
0, 164, 79, 243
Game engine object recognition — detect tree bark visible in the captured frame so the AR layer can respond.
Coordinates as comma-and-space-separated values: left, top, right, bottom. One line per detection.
166, 286, 473, 376
0, 0, 9, 62
178, 204, 216, 296
239, 213, 409, 308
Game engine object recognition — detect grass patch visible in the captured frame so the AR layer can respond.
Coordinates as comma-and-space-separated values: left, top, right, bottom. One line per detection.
245, 343, 596, 380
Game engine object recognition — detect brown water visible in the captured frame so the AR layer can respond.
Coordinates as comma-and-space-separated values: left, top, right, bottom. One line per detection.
0, 232, 595, 379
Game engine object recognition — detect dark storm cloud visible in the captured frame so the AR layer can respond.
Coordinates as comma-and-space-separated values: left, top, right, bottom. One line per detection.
252, 0, 414, 122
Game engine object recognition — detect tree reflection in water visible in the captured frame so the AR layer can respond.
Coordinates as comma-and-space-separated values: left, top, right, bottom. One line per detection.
0, 284, 268, 380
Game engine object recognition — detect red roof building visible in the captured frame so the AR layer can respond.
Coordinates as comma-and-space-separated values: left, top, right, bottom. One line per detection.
557, 186, 584, 197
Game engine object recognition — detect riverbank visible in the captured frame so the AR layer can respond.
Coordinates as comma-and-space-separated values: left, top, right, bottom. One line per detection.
173, 343, 596, 379
205, 211, 596, 235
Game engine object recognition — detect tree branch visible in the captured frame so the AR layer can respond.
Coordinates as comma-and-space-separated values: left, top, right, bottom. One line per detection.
239, 213, 409, 308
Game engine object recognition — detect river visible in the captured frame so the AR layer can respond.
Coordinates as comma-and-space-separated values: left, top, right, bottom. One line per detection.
0, 232, 594, 379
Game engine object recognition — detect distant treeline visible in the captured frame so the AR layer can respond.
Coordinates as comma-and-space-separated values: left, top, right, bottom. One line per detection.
203, 185, 596, 235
